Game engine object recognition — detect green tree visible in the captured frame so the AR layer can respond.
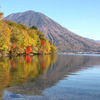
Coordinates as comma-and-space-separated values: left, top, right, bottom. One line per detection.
30, 26, 38, 30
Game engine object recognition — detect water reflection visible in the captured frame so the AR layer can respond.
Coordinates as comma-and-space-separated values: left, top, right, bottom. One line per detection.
1, 54, 100, 100
0, 55, 57, 98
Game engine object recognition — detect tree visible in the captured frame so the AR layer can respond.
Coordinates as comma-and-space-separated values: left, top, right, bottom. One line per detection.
0, 7, 3, 19
0, 19, 11, 54
0, 13, 3, 18
0, 18, 57, 55
30, 26, 38, 30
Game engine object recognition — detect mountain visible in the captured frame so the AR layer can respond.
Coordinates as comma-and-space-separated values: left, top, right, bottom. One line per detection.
95, 40, 100, 43
6, 10, 100, 53
88, 38, 100, 43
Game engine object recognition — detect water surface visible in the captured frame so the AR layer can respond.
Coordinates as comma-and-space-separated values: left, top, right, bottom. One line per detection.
0, 54, 100, 100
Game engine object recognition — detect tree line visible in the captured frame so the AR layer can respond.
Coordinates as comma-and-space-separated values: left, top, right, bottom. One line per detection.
0, 12, 57, 56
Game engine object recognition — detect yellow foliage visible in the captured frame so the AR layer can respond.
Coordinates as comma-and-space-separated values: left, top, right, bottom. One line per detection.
0, 55, 57, 87
0, 20, 11, 53
0, 19, 57, 55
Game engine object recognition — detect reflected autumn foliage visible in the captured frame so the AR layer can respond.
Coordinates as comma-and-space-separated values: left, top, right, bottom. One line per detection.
6, 55, 100, 96
25, 55, 32, 63
0, 55, 57, 96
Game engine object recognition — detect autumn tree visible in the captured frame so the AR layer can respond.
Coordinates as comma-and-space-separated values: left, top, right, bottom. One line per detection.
0, 12, 3, 18
0, 17, 57, 55
0, 13, 11, 54
30, 26, 38, 30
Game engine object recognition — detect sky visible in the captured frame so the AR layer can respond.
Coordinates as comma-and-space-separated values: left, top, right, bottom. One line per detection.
0, 0, 100, 40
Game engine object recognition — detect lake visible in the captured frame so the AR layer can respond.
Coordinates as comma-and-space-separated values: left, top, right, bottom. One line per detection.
0, 54, 100, 100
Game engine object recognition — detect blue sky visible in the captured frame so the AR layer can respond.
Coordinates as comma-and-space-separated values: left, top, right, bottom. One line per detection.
0, 0, 100, 40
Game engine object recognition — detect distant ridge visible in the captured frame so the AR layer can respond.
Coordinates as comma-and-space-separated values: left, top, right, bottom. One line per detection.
95, 40, 100, 43
6, 10, 100, 53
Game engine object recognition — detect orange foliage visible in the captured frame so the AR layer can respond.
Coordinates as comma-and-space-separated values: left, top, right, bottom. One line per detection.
10, 43, 16, 50
40, 62, 45, 70
10, 59, 16, 68
25, 55, 32, 63
25, 46, 32, 54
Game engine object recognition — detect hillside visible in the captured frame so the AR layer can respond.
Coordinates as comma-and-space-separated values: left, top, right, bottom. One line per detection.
0, 12, 56, 56
89, 38, 100, 44
95, 40, 100, 43
6, 10, 100, 53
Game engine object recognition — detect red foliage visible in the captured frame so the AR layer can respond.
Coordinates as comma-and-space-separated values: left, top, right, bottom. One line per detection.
10, 48, 13, 50
10, 43, 16, 50
10, 60, 16, 68
40, 62, 45, 70
41, 41, 45, 46
25, 55, 32, 63
29, 46, 32, 48
25, 49, 30, 54
25, 46, 32, 54
45, 48, 48, 51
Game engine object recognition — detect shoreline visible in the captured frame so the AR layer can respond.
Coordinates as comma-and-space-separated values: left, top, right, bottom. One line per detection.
1, 52, 100, 58
0, 53, 55, 58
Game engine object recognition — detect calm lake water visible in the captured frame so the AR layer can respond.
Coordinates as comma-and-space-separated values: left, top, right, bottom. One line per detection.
0, 54, 100, 100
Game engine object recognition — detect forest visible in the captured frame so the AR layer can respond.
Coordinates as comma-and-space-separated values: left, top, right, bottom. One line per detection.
0, 12, 57, 56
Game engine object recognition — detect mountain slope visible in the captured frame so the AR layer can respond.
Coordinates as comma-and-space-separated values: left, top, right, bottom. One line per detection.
95, 40, 100, 43
6, 10, 100, 53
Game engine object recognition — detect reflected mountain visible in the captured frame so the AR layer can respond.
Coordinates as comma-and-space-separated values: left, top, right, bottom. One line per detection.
4, 54, 100, 96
